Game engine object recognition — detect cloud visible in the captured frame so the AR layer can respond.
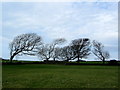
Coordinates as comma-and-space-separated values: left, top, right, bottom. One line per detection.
2, 2, 118, 60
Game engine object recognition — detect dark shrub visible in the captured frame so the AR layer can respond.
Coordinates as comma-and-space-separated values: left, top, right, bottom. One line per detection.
108, 60, 118, 65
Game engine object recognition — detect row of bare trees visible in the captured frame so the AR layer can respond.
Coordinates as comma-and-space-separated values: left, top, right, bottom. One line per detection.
9, 33, 110, 64
37, 38, 66, 61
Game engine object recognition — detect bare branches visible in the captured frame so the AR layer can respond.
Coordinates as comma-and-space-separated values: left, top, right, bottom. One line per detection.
92, 40, 110, 64
59, 46, 74, 61
53, 38, 66, 46
9, 33, 110, 63
37, 38, 66, 61
70, 38, 91, 63
37, 38, 91, 62
37, 44, 52, 61
9, 33, 42, 62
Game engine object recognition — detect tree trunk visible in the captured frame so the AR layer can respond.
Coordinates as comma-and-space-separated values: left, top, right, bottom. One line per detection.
103, 59, 105, 64
66, 60, 69, 62
46, 58, 49, 62
66, 58, 69, 62
10, 55, 15, 63
77, 56, 80, 63
53, 58, 55, 62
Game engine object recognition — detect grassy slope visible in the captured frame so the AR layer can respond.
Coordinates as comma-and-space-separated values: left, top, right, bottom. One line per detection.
2, 64, 118, 88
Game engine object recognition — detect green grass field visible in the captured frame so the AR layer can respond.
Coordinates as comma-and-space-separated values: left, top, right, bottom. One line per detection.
2, 64, 119, 88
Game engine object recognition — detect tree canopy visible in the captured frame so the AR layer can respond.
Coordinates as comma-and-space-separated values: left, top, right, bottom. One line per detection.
9, 33, 42, 62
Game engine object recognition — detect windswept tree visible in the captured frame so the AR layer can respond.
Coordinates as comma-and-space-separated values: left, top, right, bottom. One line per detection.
9, 33, 42, 63
37, 38, 66, 61
53, 38, 66, 46
71, 38, 91, 63
92, 40, 110, 64
52, 47, 61, 61
59, 46, 74, 62
37, 44, 52, 61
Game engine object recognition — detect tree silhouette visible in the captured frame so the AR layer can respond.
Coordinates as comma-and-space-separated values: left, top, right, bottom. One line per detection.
37, 38, 66, 61
92, 40, 110, 64
71, 38, 91, 63
51, 47, 61, 61
9, 33, 42, 63
59, 46, 74, 62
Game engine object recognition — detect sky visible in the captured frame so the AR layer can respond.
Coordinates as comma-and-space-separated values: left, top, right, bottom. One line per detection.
1, 2, 118, 61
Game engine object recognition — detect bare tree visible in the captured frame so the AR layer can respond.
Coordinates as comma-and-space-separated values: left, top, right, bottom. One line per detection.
52, 47, 61, 61
53, 38, 66, 46
37, 44, 52, 61
9, 33, 42, 63
51, 38, 66, 61
92, 40, 110, 64
59, 46, 74, 62
71, 38, 91, 63
37, 38, 66, 61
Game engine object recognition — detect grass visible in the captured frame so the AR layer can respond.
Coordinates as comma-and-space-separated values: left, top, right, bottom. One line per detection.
2, 64, 119, 88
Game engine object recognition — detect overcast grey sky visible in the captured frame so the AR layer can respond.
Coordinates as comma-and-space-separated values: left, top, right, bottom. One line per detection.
1, 2, 118, 61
